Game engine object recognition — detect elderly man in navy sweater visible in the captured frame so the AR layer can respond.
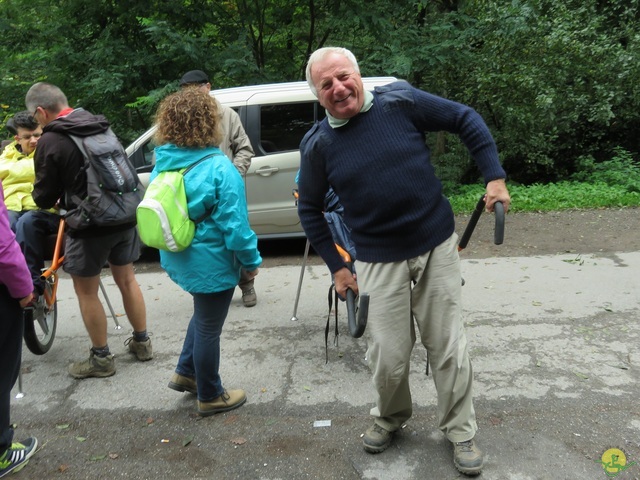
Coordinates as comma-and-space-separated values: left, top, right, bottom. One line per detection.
297, 47, 510, 476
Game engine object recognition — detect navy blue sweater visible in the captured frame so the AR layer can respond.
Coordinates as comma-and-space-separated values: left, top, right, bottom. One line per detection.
298, 81, 506, 273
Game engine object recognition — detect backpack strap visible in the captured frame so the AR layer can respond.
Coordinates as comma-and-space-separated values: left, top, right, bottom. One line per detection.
66, 133, 91, 208
181, 153, 218, 175
179, 153, 222, 224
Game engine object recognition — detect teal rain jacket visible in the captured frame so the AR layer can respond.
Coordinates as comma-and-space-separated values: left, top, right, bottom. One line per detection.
151, 144, 261, 294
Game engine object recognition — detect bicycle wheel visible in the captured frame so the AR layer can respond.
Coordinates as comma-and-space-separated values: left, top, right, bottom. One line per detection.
23, 283, 57, 355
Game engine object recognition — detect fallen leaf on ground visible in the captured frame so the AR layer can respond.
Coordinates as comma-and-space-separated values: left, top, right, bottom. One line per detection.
224, 415, 239, 425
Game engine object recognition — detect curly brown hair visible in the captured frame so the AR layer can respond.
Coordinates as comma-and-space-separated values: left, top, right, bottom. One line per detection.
154, 88, 223, 148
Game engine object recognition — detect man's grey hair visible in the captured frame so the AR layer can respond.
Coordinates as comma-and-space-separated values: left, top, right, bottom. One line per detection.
25, 82, 69, 114
305, 47, 360, 97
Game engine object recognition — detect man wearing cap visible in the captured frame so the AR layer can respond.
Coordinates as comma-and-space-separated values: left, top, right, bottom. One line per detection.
179, 70, 258, 307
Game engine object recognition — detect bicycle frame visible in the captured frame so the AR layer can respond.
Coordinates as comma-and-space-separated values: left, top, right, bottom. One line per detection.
40, 218, 65, 308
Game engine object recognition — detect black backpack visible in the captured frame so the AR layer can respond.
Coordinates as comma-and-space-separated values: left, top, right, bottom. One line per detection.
65, 129, 144, 230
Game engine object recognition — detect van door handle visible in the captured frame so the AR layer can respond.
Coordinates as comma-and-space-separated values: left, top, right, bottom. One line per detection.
255, 166, 279, 176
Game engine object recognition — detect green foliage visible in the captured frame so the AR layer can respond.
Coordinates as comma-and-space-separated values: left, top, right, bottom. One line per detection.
457, 0, 640, 183
0, 0, 638, 187
570, 148, 640, 193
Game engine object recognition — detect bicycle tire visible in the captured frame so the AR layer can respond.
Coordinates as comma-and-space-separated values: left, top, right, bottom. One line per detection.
23, 284, 57, 355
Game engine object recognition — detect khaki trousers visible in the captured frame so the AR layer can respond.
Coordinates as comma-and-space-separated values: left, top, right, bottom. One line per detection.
357, 233, 477, 442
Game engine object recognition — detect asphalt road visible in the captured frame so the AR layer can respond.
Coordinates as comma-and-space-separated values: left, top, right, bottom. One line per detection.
12, 234, 640, 479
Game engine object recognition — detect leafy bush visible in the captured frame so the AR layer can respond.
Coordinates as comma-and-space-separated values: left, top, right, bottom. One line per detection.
570, 148, 640, 192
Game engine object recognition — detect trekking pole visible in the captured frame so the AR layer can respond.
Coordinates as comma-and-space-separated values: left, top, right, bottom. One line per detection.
458, 195, 505, 252
333, 243, 368, 339
99, 279, 122, 330
346, 288, 369, 338
16, 370, 24, 399
291, 239, 310, 321
458, 197, 485, 251
494, 201, 505, 245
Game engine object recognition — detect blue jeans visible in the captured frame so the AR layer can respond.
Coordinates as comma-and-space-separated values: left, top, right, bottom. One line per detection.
14, 211, 60, 294
7, 210, 24, 232
175, 288, 235, 402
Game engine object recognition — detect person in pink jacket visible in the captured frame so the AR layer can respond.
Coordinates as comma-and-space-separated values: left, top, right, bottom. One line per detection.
0, 181, 38, 477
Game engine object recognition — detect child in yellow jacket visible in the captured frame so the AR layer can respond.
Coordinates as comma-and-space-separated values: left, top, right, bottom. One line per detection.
0, 111, 44, 230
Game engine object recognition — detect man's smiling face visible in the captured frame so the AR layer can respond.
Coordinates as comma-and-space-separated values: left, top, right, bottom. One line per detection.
311, 53, 365, 119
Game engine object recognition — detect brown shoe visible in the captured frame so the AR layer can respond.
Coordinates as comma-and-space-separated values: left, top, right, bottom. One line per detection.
241, 288, 257, 307
197, 389, 246, 416
68, 351, 115, 379
124, 336, 153, 361
363, 423, 394, 453
453, 438, 484, 476
168, 373, 197, 394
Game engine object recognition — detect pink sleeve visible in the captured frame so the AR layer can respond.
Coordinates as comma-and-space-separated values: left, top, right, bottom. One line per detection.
0, 182, 33, 299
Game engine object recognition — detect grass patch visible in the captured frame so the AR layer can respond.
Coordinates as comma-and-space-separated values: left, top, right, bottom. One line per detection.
447, 149, 640, 214
448, 181, 640, 214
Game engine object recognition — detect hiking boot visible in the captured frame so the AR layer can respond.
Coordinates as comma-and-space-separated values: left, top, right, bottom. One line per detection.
0, 437, 38, 478
242, 287, 257, 307
124, 336, 153, 361
68, 351, 115, 379
363, 423, 394, 453
168, 373, 197, 394
197, 389, 246, 416
453, 439, 484, 476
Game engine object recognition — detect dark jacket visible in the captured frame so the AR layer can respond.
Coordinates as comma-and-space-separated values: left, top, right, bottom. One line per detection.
298, 81, 506, 273
32, 108, 132, 237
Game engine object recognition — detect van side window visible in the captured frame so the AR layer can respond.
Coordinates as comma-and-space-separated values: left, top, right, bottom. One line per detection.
260, 103, 322, 154
129, 137, 157, 171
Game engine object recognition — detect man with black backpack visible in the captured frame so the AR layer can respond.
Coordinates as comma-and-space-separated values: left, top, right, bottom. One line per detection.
25, 82, 152, 379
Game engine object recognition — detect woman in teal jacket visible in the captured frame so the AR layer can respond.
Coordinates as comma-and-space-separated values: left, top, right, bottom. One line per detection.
152, 88, 261, 416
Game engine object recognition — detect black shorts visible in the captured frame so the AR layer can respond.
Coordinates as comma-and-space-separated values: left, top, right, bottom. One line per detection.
63, 227, 141, 277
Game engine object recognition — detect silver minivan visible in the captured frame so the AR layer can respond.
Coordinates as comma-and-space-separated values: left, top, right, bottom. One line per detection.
126, 77, 396, 239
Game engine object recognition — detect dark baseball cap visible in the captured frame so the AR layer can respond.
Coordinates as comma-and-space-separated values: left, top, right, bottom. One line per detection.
179, 70, 210, 86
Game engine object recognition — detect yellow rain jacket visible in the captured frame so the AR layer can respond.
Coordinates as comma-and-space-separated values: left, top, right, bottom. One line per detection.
0, 141, 55, 214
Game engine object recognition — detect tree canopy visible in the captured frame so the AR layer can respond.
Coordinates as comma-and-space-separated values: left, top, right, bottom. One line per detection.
1, 0, 638, 184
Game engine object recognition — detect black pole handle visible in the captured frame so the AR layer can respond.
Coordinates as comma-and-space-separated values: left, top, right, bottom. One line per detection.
346, 289, 368, 338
